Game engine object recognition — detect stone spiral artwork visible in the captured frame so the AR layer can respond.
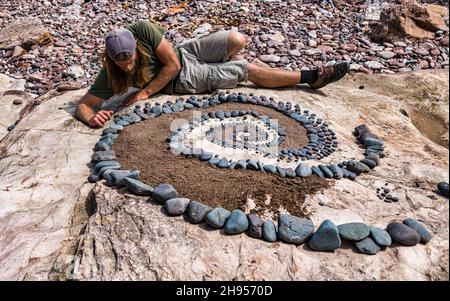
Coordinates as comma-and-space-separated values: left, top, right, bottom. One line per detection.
86, 90, 431, 254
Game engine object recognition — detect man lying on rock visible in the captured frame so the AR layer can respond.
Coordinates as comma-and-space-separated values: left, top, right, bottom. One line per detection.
76, 20, 350, 127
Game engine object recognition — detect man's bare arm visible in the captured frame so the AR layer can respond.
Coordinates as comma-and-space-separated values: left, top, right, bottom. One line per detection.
144, 38, 181, 96
123, 38, 181, 106
76, 92, 113, 127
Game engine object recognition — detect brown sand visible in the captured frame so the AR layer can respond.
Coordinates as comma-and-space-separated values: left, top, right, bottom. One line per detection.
113, 103, 331, 217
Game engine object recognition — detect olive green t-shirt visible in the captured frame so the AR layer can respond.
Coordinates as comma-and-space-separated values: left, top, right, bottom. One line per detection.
89, 20, 181, 99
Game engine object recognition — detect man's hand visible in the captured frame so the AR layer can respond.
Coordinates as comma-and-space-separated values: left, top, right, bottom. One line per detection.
124, 90, 150, 106
88, 110, 113, 127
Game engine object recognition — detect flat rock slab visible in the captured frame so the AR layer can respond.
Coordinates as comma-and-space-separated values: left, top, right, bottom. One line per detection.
0, 74, 30, 140
0, 70, 449, 280
0, 87, 100, 280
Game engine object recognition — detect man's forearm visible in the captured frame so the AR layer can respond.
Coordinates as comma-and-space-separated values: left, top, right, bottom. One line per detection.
76, 103, 95, 124
144, 64, 180, 96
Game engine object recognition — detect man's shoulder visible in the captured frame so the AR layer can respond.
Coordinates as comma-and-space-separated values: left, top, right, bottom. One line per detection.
128, 20, 163, 33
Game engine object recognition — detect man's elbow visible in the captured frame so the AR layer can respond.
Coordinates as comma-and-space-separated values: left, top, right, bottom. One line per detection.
170, 60, 181, 73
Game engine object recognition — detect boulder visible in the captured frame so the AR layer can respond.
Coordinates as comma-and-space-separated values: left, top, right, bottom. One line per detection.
0, 17, 52, 50
371, 1, 449, 42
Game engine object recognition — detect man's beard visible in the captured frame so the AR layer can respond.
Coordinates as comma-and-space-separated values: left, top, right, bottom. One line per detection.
122, 63, 137, 77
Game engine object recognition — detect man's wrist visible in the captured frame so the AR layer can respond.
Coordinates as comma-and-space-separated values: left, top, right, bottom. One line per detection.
143, 88, 153, 98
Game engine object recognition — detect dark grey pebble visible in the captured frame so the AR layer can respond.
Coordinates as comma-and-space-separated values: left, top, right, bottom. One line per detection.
235, 160, 247, 169
263, 164, 277, 173
208, 157, 221, 165
92, 150, 116, 162
247, 160, 259, 170
122, 177, 154, 196
247, 214, 264, 238
152, 183, 178, 204
337, 222, 370, 241
370, 226, 392, 247
165, 198, 190, 216
386, 222, 421, 246
346, 160, 369, 175
364, 137, 384, 147
284, 167, 296, 178
188, 201, 213, 224
312, 166, 324, 178
309, 219, 341, 251
328, 164, 344, 179
295, 163, 312, 177
403, 218, 431, 244
200, 152, 213, 161
94, 160, 120, 172
97, 165, 120, 178
184, 103, 194, 109
88, 174, 99, 183
278, 214, 314, 245
355, 237, 381, 255
365, 153, 380, 165
107, 170, 139, 187
342, 168, 357, 180
263, 220, 277, 242
205, 208, 231, 228
94, 141, 110, 152
217, 158, 230, 168
360, 159, 377, 169
224, 209, 249, 234
276, 166, 286, 177
318, 165, 334, 179
437, 182, 449, 197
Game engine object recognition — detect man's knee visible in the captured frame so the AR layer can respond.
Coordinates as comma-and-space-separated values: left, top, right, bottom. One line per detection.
228, 31, 246, 50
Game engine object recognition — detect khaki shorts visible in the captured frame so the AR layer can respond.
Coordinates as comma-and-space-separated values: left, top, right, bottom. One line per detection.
174, 31, 248, 94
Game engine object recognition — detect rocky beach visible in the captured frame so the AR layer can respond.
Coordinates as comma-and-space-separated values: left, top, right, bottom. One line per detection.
0, 0, 448, 281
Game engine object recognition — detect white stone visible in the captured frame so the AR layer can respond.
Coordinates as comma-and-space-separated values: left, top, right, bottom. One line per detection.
379, 51, 396, 60
364, 60, 385, 70
268, 32, 285, 43
65, 65, 85, 78
259, 54, 280, 63
350, 63, 363, 71
289, 49, 301, 57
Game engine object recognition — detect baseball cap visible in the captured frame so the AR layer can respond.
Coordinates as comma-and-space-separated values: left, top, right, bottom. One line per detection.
105, 28, 137, 61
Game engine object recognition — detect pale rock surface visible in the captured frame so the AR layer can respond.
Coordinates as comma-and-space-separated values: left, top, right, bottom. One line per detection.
0, 70, 448, 280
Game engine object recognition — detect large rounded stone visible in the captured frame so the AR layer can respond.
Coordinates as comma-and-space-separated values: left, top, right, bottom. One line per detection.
337, 222, 370, 241
402, 218, 431, 244
247, 214, 264, 238
278, 214, 314, 245
312, 166, 324, 178
295, 163, 312, 177
386, 222, 421, 246
205, 208, 231, 228
437, 182, 449, 197
370, 226, 392, 247
224, 210, 249, 234
263, 220, 277, 242
165, 198, 190, 216
360, 158, 377, 169
328, 164, 344, 179
187, 201, 212, 224
121, 177, 154, 196
318, 165, 334, 178
355, 237, 381, 255
152, 183, 178, 204
309, 219, 341, 251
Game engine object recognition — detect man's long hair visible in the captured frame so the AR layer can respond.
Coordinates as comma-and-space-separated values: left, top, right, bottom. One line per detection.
103, 42, 151, 95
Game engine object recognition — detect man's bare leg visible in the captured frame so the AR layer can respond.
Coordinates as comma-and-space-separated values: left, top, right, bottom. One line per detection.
247, 63, 301, 88
227, 31, 246, 60
226, 32, 350, 89
247, 62, 350, 89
